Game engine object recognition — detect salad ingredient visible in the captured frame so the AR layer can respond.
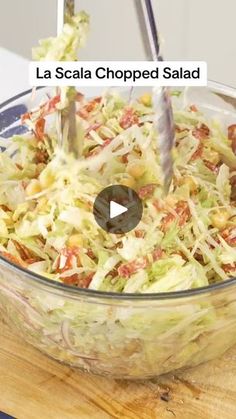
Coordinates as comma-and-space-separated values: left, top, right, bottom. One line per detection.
228, 124, 236, 154
139, 93, 152, 107
0, 87, 236, 293
32, 12, 89, 61
210, 209, 230, 230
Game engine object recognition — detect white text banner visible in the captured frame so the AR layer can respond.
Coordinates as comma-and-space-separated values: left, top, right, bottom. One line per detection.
30, 61, 207, 87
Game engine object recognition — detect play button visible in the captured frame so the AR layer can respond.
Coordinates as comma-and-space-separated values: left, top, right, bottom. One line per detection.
93, 185, 143, 234
110, 201, 128, 219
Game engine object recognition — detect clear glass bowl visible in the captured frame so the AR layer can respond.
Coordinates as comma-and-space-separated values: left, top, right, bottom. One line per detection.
0, 83, 236, 380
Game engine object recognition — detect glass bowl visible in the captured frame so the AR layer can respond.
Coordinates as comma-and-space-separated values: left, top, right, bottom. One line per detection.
0, 83, 236, 380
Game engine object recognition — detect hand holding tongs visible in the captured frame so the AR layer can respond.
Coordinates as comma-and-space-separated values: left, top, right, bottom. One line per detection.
57, 0, 78, 156
135, 0, 175, 194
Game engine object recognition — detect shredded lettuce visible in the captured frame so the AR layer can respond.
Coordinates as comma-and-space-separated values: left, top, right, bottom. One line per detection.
32, 12, 89, 61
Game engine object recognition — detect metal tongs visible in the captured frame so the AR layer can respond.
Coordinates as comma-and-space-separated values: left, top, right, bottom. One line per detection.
57, 0, 78, 156
135, 0, 175, 194
56, 0, 174, 188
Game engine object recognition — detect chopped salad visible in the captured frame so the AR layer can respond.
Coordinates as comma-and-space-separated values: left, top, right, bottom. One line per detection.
0, 12, 236, 294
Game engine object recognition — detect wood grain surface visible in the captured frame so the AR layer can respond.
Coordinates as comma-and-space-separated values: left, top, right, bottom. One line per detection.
0, 316, 236, 419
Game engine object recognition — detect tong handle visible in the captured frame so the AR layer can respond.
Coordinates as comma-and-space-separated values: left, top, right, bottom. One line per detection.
135, 0, 162, 62
56, 0, 77, 156
135, 0, 175, 195
57, 0, 75, 35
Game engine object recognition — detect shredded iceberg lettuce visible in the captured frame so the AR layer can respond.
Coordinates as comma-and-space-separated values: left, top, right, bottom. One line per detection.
32, 11, 89, 61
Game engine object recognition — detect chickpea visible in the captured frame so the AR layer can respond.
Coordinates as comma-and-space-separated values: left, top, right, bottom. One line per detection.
165, 195, 178, 207
120, 177, 136, 189
4, 215, 13, 227
127, 161, 146, 179
39, 169, 55, 189
67, 234, 83, 248
180, 176, 198, 193
26, 179, 42, 196
207, 150, 220, 165
139, 93, 152, 107
37, 197, 48, 211
210, 209, 230, 229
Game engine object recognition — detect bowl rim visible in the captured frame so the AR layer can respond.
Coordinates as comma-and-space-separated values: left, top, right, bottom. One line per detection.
0, 81, 236, 301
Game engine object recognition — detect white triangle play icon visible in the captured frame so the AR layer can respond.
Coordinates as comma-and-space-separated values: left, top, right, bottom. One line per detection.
110, 200, 128, 219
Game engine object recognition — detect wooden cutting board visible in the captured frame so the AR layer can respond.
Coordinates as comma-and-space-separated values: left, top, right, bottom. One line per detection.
0, 316, 236, 419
